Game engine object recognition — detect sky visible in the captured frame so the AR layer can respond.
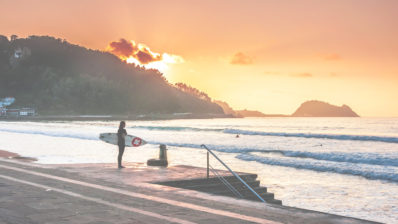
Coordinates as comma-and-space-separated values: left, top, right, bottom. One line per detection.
1, 0, 397, 116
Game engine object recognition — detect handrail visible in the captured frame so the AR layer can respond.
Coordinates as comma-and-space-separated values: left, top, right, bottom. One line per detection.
201, 144, 266, 203
209, 164, 243, 198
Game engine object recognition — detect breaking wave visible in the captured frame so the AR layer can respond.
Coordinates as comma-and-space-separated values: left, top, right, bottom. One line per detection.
146, 142, 398, 167
131, 125, 223, 132
131, 125, 398, 144
224, 129, 398, 143
236, 153, 398, 182
0, 127, 98, 141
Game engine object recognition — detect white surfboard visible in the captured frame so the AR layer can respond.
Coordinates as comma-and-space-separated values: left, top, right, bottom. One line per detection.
99, 133, 147, 147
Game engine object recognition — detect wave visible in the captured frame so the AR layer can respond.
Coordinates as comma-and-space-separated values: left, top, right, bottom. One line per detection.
145, 142, 398, 167
224, 129, 398, 143
131, 125, 223, 132
2, 127, 397, 168
0, 127, 99, 141
117, 125, 398, 144
279, 150, 398, 167
236, 153, 398, 182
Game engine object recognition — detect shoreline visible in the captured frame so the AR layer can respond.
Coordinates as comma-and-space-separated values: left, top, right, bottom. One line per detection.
0, 113, 236, 121
0, 149, 37, 162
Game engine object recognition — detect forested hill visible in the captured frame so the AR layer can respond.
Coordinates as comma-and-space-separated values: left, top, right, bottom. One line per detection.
0, 35, 223, 115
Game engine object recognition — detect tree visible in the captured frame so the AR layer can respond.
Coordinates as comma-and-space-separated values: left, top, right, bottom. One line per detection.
10, 35, 17, 42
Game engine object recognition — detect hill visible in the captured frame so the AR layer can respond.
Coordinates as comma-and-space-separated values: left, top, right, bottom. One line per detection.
292, 100, 359, 117
212, 100, 242, 117
235, 109, 288, 117
0, 35, 223, 116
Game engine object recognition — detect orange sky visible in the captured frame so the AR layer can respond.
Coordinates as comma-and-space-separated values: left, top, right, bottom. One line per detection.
1, 0, 397, 116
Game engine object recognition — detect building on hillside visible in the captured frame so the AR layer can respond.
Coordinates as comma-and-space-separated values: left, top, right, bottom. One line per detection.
0, 107, 6, 116
6, 109, 20, 116
19, 108, 36, 116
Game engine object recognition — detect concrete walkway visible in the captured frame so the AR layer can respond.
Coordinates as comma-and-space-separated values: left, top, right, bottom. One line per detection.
0, 158, 379, 224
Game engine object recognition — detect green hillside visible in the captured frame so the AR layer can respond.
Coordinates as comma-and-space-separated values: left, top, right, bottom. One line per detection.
0, 35, 223, 115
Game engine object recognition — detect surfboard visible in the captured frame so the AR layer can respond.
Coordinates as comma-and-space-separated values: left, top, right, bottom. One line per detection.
99, 133, 147, 147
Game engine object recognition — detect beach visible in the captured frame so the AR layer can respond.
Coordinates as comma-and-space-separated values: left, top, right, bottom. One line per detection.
0, 149, 37, 162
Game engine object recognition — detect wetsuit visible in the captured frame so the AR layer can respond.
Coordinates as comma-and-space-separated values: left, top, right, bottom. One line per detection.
117, 128, 127, 168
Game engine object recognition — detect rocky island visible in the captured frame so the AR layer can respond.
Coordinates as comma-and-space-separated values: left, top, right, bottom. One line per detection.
292, 100, 359, 117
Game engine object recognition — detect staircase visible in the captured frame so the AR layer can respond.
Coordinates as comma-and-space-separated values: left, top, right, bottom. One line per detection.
156, 174, 282, 205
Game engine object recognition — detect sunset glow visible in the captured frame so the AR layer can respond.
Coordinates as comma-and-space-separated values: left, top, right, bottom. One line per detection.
127, 53, 184, 74
1, 0, 397, 116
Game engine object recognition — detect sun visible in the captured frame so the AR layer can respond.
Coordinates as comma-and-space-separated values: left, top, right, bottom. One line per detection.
126, 53, 184, 75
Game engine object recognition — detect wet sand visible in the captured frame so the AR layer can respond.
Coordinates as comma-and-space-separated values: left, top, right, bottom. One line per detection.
0, 149, 37, 162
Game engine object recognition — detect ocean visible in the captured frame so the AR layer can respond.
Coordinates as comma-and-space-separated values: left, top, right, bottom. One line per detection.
0, 117, 397, 223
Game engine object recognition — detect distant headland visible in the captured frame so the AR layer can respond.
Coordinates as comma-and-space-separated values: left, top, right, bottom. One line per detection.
291, 100, 359, 117
216, 100, 359, 118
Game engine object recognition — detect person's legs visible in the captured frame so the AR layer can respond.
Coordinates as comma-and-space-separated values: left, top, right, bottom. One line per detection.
118, 144, 125, 168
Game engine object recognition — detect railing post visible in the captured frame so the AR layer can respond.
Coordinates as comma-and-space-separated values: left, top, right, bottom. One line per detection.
207, 151, 209, 179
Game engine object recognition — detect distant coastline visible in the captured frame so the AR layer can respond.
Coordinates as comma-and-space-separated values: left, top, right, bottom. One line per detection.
216, 100, 359, 118
0, 113, 234, 121
0, 100, 360, 121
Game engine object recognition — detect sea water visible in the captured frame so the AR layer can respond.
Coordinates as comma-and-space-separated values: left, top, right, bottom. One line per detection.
0, 118, 397, 223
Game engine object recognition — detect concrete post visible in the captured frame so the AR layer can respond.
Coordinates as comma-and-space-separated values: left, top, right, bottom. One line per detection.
159, 144, 167, 161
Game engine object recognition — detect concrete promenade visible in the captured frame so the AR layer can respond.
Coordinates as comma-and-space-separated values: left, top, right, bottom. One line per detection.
0, 158, 379, 224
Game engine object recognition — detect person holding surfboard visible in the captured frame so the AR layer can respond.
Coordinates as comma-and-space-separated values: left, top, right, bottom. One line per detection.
117, 121, 127, 168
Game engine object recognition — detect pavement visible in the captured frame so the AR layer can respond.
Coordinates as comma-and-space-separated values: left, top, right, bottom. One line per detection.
0, 158, 379, 224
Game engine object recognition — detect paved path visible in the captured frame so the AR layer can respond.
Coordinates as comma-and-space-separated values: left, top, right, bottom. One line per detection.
0, 159, 378, 224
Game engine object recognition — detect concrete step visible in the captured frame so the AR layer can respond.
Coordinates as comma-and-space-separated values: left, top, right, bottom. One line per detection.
182, 180, 261, 192
157, 174, 258, 187
245, 192, 282, 205
154, 173, 282, 205
215, 188, 273, 199
210, 188, 281, 205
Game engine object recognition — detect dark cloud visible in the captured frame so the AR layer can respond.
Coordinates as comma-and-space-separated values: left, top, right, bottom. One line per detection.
291, 73, 313, 78
230, 52, 253, 65
108, 39, 137, 58
108, 39, 163, 64
135, 47, 162, 64
323, 53, 341, 61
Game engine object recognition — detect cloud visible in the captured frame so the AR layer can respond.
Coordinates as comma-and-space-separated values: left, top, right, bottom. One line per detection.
323, 53, 341, 61
135, 47, 162, 64
107, 38, 163, 64
108, 39, 137, 58
230, 52, 253, 65
291, 73, 313, 78
107, 38, 184, 73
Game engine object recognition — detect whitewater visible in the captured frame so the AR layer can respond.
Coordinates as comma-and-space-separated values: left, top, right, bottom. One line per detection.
0, 117, 397, 223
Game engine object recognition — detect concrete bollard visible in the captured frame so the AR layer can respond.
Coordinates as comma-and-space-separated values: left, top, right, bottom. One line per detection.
159, 144, 167, 161
147, 144, 168, 167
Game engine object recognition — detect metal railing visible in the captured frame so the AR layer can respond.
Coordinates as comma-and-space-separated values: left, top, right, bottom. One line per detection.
209, 164, 243, 198
201, 144, 266, 203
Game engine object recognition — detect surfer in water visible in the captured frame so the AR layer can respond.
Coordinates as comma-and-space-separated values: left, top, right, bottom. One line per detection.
117, 121, 127, 168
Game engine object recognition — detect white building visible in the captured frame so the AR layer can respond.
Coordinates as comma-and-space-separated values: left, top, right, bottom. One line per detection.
19, 108, 35, 116
0, 107, 6, 116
